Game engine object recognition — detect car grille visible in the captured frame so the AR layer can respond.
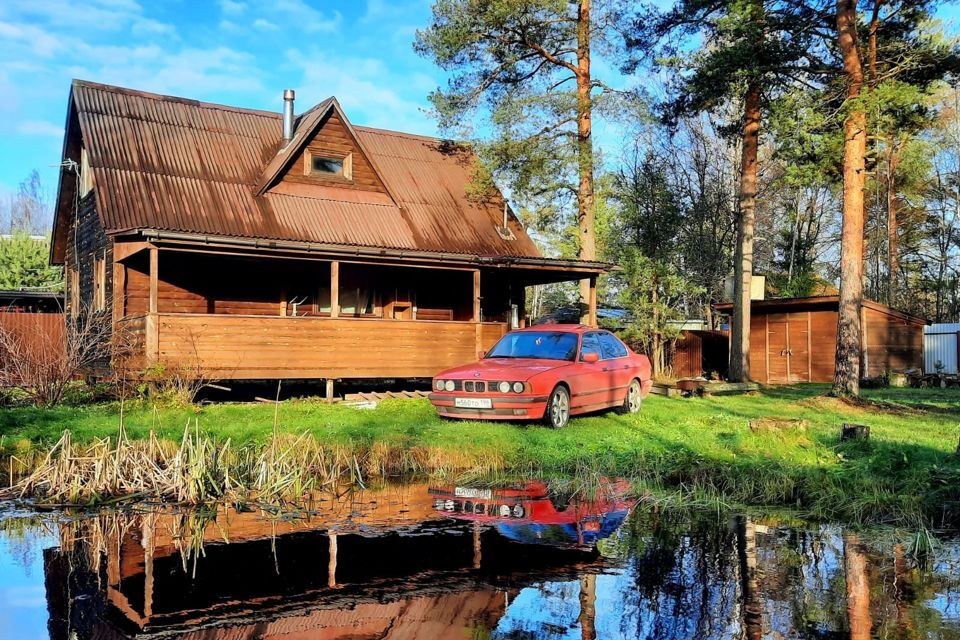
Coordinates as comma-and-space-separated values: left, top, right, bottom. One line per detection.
463, 380, 486, 393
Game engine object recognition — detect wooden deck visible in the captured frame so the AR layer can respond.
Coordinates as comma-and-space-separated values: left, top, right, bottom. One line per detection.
118, 313, 508, 379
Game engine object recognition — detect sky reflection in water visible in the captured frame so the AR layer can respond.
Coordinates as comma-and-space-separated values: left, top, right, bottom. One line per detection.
0, 480, 958, 639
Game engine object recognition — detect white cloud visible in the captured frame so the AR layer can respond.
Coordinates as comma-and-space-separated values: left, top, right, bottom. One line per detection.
253, 18, 279, 31
218, 0, 246, 16
287, 49, 437, 136
258, 0, 340, 33
17, 120, 63, 137
0, 21, 65, 58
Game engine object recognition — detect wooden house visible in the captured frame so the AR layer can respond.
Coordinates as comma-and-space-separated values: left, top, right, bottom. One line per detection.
50, 81, 606, 385
714, 296, 926, 384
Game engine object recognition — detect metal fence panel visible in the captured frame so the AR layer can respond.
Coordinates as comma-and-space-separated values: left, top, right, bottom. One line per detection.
924, 324, 960, 374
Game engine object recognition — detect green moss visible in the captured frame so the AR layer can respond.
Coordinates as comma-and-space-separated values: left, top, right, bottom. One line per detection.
1, 385, 958, 527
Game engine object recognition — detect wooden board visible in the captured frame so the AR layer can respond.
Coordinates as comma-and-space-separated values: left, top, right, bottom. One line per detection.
766, 314, 789, 383
788, 312, 810, 382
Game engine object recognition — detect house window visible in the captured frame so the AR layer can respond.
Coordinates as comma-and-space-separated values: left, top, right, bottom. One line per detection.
304, 149, 352, 180
93, 254, 106, 312
69, 267, 79, 316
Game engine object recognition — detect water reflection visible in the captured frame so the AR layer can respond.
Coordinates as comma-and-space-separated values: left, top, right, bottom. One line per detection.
0, 481, 957, 639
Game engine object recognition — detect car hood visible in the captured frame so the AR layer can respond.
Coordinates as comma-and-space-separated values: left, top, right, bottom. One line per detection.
438, 358, 572, 380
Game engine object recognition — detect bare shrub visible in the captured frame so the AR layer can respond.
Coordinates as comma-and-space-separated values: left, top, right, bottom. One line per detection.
0, 308, 122, 406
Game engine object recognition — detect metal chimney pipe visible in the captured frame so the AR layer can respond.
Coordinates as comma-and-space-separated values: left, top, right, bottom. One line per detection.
282, 89, 296, 141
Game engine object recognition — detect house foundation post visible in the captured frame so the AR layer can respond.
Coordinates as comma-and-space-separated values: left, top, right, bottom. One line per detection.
325, 379, 335, 403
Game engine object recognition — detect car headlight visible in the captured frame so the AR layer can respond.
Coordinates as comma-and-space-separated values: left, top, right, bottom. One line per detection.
498, 381, 510, 393
435, 379, 445, 391
512, 381, 524, 393
444, 380, 455, 392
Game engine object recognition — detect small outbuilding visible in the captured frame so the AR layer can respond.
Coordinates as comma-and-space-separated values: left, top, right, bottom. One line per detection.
714, 296, 926, 384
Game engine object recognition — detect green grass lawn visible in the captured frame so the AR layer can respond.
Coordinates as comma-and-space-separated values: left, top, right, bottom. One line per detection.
2, 384, 959, 527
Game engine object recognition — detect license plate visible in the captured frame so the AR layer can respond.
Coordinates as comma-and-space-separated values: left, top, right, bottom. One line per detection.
454, 397, 492, 409
455, 487, 493, 499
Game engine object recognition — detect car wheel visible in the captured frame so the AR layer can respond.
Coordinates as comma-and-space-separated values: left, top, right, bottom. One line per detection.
544, 385, 570, 429
617, 378, 643, 415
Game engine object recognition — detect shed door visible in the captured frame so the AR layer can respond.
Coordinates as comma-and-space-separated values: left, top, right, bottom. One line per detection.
788, 313, 810, 382
766, 315, 790, 383
766, 312, 811, 383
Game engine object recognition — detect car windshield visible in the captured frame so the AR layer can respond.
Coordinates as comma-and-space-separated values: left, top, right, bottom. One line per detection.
486, 331, 579, 361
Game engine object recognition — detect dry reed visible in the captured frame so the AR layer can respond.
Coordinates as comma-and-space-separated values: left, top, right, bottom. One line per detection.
3, 428, 505, 506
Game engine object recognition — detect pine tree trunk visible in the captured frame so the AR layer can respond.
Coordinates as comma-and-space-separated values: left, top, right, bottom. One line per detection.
651, 279, 661, 377
887, 144, 901, 305
736, 516, 763, 640
576, 0, 596, 323
730, 82, 760, 382
834, 0, 867, 397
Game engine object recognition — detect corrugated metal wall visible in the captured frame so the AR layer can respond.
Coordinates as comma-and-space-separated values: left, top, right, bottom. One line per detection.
924, 324, 960, 374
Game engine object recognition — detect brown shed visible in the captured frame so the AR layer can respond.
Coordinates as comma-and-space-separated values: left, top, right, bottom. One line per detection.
669, 330, 730, 379
714, 296, 926, 384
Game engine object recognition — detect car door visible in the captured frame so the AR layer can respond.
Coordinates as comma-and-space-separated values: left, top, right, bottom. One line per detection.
568, 331, 611, 410
598, 331, 633, 401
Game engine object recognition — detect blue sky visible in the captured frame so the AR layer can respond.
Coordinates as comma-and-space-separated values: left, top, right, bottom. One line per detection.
0, 0, 958, 205
0, 0, 446, 199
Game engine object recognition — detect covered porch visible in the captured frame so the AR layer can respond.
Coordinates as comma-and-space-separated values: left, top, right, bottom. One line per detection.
112, 237, 604, 381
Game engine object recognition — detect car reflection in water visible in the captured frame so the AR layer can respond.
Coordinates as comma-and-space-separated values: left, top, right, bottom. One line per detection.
42, 481, 635, 640
429, 479, 634, 550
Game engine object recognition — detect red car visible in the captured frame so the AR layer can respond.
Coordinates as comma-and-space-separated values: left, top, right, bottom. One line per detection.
429, 324, 653, 428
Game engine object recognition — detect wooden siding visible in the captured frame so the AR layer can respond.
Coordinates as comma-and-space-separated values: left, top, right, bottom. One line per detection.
809, 310, 838, 382
132, 315, 508, 379
65, 191, 113, 319
863, 306, 924, 377
283, 111, 387, 193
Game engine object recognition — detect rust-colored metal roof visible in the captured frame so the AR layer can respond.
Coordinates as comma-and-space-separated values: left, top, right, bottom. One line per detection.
58, 80, 543, 259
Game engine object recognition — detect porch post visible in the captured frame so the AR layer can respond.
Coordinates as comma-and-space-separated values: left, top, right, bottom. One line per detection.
146, 247, 159, 362
148, 247, 158, 314
330, 261, 340, 318
473, 270, 481, 322
474, 270, 482, 357
328, 533, 338, 588
588, 275, 597, 327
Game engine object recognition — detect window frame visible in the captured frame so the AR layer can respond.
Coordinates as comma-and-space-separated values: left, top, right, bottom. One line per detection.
303, 149, 353, 181
93, 253, 106, 312
79, 147, 94, 197
69, 267, 80, 317
598, 331, 628, 359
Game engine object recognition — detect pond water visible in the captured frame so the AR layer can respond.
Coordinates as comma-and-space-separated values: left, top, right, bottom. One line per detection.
0, 480, 958, 639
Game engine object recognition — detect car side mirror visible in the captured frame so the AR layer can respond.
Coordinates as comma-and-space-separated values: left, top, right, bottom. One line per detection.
582, 352, 600, 363
478, 350, 486, 359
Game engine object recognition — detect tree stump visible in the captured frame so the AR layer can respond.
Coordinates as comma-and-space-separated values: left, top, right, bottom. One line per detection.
841, 423, 870, 442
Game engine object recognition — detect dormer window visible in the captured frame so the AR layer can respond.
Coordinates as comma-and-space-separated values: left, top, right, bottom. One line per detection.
304, 149, 352, 181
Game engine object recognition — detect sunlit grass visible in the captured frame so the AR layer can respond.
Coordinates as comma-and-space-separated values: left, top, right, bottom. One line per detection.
1, 385, 958, 527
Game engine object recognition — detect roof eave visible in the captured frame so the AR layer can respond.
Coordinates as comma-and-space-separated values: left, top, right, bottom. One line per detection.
135, 228, 610, 273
